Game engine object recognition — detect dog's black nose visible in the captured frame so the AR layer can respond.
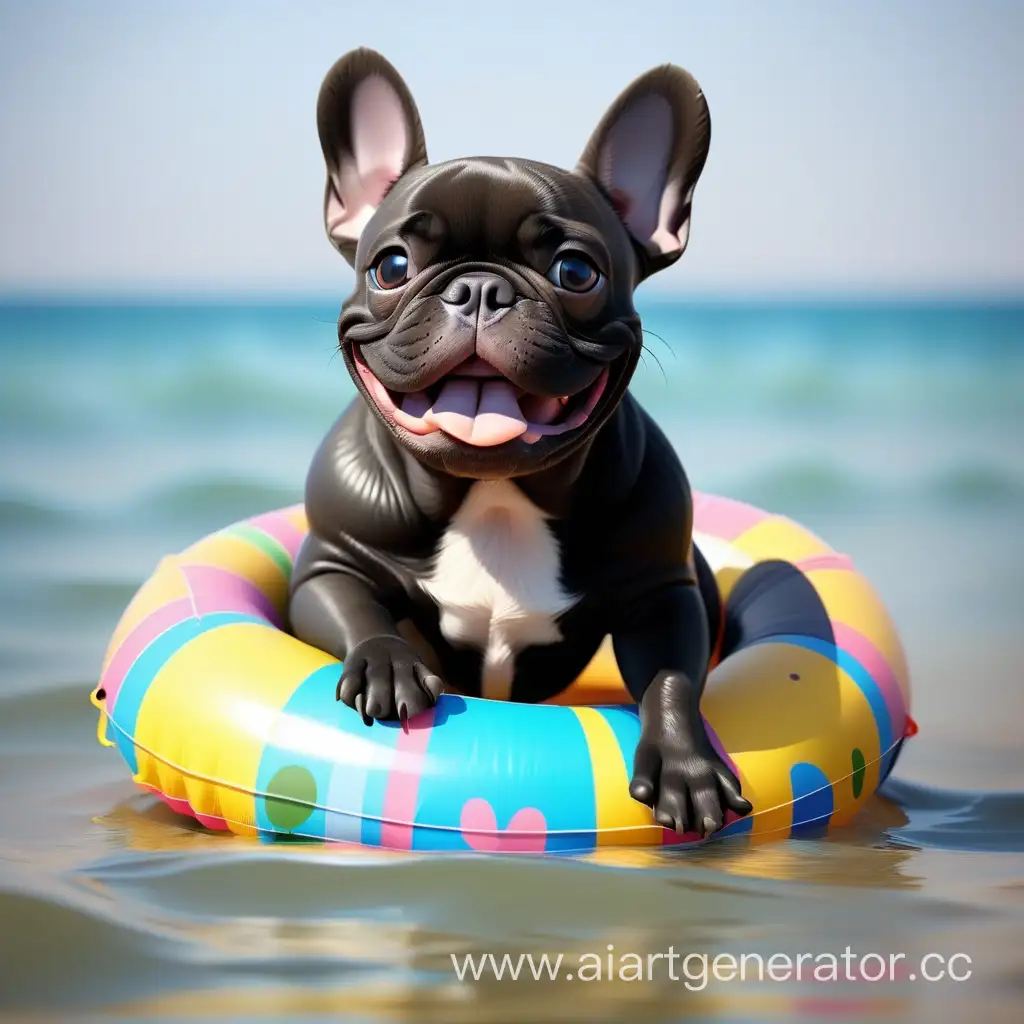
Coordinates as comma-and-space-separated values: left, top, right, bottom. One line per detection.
441, 273, 516, 321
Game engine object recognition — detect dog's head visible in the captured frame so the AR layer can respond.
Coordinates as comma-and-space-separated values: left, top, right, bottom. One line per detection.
319, 48, 710, 479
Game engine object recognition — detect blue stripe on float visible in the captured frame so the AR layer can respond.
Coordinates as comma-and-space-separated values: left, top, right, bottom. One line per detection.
752, 633, 893, 775
411, 698, 596, 853
110, 612, 265, 774
790, 762, 834, 836
324, 741, 373, 846
253, 662, 337, 840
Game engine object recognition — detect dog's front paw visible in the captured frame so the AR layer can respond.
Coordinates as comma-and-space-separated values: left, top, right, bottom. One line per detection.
629, 673, 752, 837
336, 635, 444, 726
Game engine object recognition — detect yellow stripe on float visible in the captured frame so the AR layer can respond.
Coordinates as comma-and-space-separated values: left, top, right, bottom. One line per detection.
132, 621, 338, 837
284, 505, 309, 532
703, 640, 880, 839
571, 707, 660, 847
102, 559, 190, 671
722, 749, 792, 841
731, 516, 834, 565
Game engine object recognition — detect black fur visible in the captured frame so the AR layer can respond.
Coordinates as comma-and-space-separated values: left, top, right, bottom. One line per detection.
289, 48, 752, 836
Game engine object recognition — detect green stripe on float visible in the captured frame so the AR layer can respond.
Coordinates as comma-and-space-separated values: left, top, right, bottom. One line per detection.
221, 522, 293, 577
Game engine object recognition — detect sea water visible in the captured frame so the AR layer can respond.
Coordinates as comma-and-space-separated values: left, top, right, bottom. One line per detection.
0, 298, 1021, 1020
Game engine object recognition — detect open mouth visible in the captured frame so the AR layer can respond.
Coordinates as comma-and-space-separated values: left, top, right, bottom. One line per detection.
352, 350, 610, 447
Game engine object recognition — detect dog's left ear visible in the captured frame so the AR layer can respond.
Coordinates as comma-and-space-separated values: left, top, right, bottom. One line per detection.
577, 65, 711, 277
317, 48, 429, 265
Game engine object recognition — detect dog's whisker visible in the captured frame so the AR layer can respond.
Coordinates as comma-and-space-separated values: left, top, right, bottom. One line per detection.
640, 343, 669, 384
641, 328, 676, 359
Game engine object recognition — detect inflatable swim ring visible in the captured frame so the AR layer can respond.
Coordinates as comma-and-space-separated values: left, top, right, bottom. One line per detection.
92, 492, 914, 851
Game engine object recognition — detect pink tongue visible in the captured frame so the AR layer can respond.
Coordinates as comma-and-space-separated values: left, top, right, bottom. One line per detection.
427, 378, 528, 446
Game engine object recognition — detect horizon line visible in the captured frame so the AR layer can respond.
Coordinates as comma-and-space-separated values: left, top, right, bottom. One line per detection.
1, 289, 1023, 310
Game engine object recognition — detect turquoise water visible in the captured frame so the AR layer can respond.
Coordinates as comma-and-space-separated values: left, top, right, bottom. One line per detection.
0, 298, 1022, 1020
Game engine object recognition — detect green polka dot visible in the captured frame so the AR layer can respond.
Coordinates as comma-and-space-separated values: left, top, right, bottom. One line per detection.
265, 765, 317, 832
851, 748, 866, 799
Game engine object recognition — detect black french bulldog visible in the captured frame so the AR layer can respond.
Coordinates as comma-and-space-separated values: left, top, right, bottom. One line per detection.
289, 48, 752, 837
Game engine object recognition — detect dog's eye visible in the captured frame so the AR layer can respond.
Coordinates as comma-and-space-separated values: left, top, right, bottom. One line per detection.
547, 254, 601, 293
369, 251, 410, 290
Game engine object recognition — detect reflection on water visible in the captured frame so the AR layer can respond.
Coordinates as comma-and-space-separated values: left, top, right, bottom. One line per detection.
1, 300, 1022, 1021
2, 685, 1020, 1021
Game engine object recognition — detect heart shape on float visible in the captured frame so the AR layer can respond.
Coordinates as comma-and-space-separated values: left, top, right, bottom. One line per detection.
459, 797, 547, 853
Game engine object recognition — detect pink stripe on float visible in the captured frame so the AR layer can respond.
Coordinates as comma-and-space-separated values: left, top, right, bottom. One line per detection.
146, 786, 229, 830
247, 509, 308, 562
379, 708, 436, 851
795, 552, 855, 573
660, 809, 748, 847
832, 622, 906, 734
692, 491, 772, 541
102, 598, 195, 710
179, 563, 281, 626
660, 826, 705, 846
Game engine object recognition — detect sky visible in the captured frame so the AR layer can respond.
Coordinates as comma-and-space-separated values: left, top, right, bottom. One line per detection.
0, 0, 1021, 298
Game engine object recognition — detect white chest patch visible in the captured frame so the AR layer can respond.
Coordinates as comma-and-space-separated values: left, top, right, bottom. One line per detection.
419, 480, 577, 700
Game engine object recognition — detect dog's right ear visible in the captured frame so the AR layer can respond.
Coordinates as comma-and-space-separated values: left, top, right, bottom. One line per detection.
317, 49, 428, 265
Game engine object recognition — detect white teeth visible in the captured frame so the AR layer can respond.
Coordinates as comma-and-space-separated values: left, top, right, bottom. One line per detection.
559, 396, 570, 405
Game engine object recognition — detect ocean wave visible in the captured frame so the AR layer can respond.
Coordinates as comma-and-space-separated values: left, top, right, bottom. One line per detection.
0, 393, 81, 435
632, 354, 1024, 420
722, 461, 1024, 512
0, 679, 103, 745
87, 354, 1024, 425
1, 302, 1021, 433
42, 579, 143, 616
0, 479, 302, 537
2, 460, 1021, 537
0, 496, 86, 531
925, 465, 1024, 504
0, 884, 195, 1013
131, 476, 303, 522
882, 778, 1024, 853
123, 357, 349, 425
725, 463, 864, 511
